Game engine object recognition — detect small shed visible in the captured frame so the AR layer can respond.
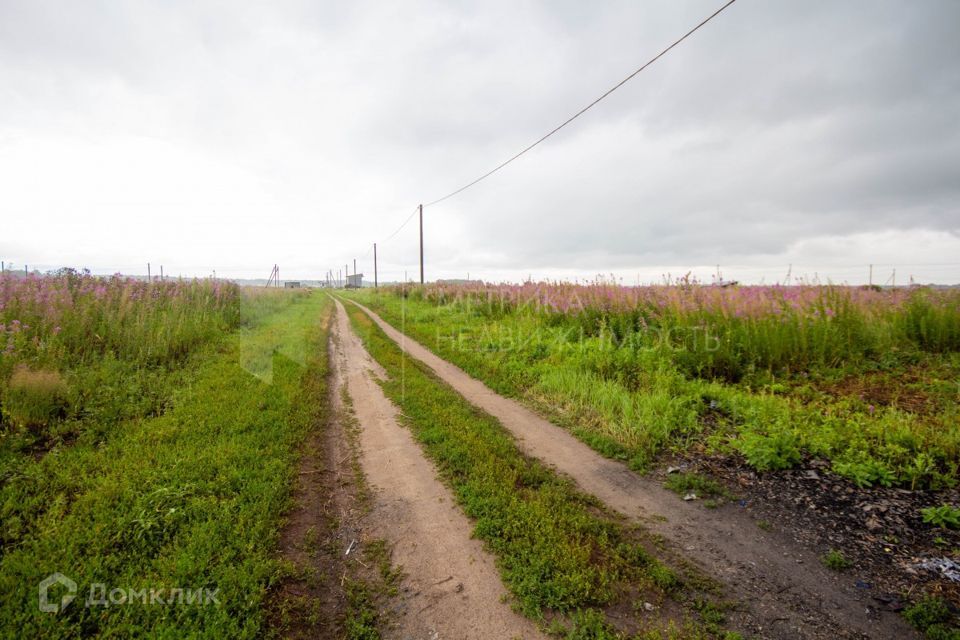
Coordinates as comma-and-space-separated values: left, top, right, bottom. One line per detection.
284, 281, 301, 289
346, 274, 363, 288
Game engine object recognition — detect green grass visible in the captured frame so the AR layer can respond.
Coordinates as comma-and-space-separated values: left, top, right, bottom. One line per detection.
340, 537, 402, 640
921, 504, 960, 530
663, 473, 733, 506
904, 596, 960, 640
820, 549, 852, 572
344, 578, 380, 640
0, 278, 307, 458
346, 288, 959, 490
343, 301, 733, 636
346, 285, 960, 633
0, 291, 331, 637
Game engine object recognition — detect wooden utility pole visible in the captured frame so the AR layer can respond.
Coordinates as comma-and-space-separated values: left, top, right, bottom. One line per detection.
354, 259, 357, 284
373, 243, 378, 289
147, 263, 151, 282
268, 264, 278, 287
419, 203, 424, 284
344, 263, 348, 287
160, 265, 164, 281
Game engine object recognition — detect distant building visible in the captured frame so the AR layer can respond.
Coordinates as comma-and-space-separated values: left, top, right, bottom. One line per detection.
346, 273, 363, 288
284, 281, 301, 289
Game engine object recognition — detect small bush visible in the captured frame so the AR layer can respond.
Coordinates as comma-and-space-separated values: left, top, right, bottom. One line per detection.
904, 596, 959, 639
832, 456, 896, 488
664, 472, 732, 501
737, 430, 801, 471
2, 366, 68, 429
564, 609, 621, 640
921, 505, 960, 530
821, 548, 851, 571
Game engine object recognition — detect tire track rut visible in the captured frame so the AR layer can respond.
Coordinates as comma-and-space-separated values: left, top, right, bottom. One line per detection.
332, 299, 543, 639
347, 298, 916, 640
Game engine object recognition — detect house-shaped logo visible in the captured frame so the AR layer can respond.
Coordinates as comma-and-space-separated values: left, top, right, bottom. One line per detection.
39, 573, 77, 613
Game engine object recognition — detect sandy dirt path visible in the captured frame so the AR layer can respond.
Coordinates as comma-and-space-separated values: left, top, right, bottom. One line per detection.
347, 299, 917, 640
332, 299, 544, 640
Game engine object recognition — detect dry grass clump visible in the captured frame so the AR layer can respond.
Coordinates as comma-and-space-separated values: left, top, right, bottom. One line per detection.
2, 366, 68, 429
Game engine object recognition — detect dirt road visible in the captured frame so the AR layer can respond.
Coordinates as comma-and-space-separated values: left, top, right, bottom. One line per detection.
332, 299, 544, 639
346, 299, 917, 640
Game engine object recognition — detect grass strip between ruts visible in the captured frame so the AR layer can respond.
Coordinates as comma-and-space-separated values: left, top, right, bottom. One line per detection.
343, 300, 738, 638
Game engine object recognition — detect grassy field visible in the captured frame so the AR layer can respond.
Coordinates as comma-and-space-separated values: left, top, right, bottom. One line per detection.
345, 301, 742, 639
0, 274, 333, 637
0, 271, 247, 453
348, 282, 960, 638
4, 272, 955, 637
349, 282, 960, 490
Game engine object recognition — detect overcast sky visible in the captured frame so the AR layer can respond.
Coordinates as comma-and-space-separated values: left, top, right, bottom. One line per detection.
1, 0, 958, 284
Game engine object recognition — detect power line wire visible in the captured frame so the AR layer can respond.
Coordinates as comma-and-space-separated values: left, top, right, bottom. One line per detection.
344, 205, 419, 278
423, 0, 738, 207
342, 0, 739, 276
381, 206, 421, 244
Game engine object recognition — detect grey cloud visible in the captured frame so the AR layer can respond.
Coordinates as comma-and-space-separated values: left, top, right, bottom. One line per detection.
0, 0, 957, 282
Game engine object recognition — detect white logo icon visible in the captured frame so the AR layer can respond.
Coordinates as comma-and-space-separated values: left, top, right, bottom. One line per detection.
39, 573, 77, 613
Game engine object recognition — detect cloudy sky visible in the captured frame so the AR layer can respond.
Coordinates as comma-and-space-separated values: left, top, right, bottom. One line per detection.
1, 0, 958, 284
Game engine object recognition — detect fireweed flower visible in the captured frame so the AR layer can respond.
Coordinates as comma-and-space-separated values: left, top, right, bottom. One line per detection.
0, 272, 241, 369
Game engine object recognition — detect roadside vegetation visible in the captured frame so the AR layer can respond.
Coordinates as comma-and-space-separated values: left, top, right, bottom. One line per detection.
344, 301, 741, 639
663, 473, 732, 508
0, 270, 243, 452
349, 281, 960, 636
350, 282, 960, 490
0, 273, 334, 637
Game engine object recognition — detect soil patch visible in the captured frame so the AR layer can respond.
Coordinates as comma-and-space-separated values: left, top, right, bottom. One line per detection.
681, 455, 960, 611
266, 326, 388, 638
